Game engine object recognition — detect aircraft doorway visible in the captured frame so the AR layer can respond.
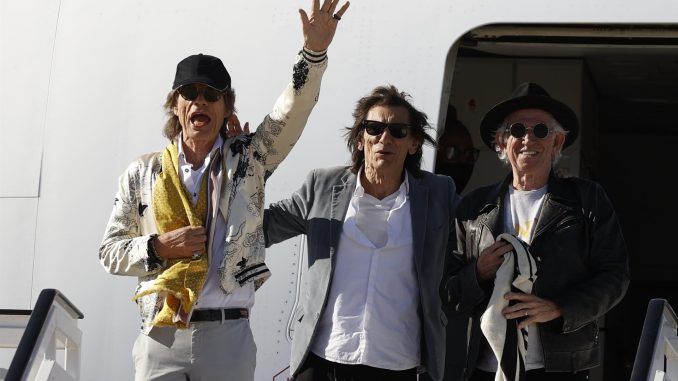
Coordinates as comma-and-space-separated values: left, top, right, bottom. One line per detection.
439, 24, 678, 381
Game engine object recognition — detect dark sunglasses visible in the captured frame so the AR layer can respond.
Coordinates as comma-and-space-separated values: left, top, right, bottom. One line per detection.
444, 146, 479, 162
506, 122, 552, 139
362, 120, 411, 139
177, 84, 224, 102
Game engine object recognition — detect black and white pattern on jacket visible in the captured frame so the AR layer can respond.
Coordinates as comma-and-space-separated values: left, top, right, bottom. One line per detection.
292, 58, 309, 93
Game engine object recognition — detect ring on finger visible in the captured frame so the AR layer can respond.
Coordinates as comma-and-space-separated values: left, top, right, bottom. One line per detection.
333, 13, 341, 20
192, 252, 201, 260
524, 310, 528, 317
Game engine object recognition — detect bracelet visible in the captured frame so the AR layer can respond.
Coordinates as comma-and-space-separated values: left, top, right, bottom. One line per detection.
147, 234, 161, 261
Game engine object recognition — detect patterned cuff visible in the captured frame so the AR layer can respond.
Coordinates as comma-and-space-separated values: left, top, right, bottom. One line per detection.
146, 234, 163, 269
301, 47, 327, 63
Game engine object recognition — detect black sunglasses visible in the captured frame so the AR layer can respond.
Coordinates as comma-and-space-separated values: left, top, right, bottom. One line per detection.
506, 122, 551, 139
362, 120, 411, 139
444, 146, 479, 162
177, 84, 223, 102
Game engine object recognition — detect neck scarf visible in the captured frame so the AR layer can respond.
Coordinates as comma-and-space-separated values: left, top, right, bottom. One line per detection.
480, 233, 538, 381
133, 142, 210, 328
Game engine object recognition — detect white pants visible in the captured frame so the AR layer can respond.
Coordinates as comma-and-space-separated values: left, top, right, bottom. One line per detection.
132, 319, 256, 381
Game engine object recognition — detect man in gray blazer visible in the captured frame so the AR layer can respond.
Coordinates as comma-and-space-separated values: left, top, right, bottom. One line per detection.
264, 85, 460, 381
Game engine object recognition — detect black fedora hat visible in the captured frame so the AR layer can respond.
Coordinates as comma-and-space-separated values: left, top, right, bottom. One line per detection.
172, 54, 231, 91
479, 82, 579, 149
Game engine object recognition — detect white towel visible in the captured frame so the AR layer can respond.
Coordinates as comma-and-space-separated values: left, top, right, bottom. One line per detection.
480, 233, 538, 381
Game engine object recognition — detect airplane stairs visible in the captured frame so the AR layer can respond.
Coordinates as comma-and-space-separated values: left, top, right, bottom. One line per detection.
631, 298, 678, 381
0, 289, 83, 381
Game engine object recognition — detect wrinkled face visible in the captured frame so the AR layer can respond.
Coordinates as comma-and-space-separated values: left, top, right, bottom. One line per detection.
173, 84, 229, 145
360, 105, 421, 174
498, 108, 565, 177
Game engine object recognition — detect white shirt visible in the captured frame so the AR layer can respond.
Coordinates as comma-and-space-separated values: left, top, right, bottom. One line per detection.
176, 134, 255, 310
310, 171, 421, 370
477, 184, 548, 372
177, 133, 221, 205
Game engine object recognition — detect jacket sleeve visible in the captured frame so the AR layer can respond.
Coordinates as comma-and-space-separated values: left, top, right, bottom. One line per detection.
250, 48, 328, 175
552, 182, 630, 333
441, 177, 462, 306
99, 161, 163, 277
264, 169, 316, 247
446, 218, 489, 313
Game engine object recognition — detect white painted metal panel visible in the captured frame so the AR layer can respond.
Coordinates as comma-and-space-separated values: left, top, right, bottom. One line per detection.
0, 1, 60, 197
0, 199, 36, 310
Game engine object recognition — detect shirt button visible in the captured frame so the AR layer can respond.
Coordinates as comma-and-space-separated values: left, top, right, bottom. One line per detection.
184, 168, 189, 173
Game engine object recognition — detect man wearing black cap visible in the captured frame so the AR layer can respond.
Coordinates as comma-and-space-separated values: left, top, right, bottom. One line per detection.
445, 83, 629, 381
99, 1, 350, 379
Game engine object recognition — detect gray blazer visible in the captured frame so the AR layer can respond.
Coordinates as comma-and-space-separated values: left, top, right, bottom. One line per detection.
264, 166, 459, 381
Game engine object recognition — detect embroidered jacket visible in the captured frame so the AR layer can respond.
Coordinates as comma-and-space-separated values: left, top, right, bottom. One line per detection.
100, 49, 327, 333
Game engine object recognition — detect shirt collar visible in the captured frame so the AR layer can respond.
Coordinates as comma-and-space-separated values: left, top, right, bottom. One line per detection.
177, 132, 224, 171
354, 167, 410, 198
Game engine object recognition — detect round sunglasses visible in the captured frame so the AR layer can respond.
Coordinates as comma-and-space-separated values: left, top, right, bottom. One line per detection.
362, 120, 411, 139
177, 84, 224, 103
505, 122, 552, 139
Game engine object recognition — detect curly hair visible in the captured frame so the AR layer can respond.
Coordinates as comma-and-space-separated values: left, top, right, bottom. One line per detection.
344, 85, 436, 177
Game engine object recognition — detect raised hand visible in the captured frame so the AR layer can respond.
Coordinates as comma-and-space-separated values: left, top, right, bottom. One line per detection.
225, 114, 250, 137
299, 0, 350, 52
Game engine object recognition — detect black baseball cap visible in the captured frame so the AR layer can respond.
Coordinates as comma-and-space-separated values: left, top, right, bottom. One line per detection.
172, 54, 231, 91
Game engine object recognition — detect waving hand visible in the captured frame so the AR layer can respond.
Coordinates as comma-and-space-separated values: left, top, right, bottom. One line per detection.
300, 0, 350, 52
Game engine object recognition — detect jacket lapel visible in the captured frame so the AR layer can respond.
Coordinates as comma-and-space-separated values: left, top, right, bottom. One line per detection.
329, 170, 355, 257
532, 174, 577, 241
218, 145, 234, 222
408, 172, 428, 275
480, 176, 511, 236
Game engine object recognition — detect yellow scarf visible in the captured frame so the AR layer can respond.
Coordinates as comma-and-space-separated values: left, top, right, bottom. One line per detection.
133, 142, 210, 328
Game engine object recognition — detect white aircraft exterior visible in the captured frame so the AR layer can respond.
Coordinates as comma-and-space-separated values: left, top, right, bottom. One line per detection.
2, 0, 678, 380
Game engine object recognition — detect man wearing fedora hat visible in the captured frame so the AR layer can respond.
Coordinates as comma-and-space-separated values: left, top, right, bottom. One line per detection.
446, 82, 629, 380
99, 1, 350, 380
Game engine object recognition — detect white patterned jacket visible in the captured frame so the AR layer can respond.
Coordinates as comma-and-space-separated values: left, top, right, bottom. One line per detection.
99, 49, 327, 333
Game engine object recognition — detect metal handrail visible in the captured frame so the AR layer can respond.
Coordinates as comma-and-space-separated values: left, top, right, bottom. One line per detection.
4, 289, 83, 381
630, 298, 678, 381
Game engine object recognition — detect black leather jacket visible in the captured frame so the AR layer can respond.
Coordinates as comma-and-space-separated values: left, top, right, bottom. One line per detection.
446, 173, 629, 378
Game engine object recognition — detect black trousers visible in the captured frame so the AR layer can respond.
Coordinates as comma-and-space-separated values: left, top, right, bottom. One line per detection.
295, 352, 418, 381
470, 368, 589, 381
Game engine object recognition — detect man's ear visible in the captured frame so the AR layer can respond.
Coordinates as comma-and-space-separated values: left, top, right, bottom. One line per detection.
551, 133, 566, 160
495, 132, 506, 153
408, 142, 420, 155
553, 133, 566, 151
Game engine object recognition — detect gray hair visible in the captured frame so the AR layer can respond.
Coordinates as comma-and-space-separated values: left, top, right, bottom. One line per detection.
493, 117, 568, 166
